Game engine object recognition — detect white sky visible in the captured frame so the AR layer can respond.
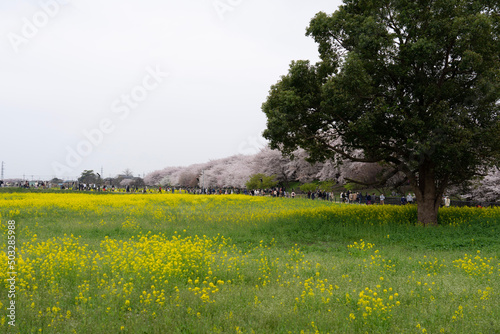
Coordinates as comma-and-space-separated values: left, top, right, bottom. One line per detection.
0, 0, 342, 180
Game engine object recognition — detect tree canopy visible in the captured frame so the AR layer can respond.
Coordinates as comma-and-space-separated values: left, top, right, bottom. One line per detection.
262, 0, 500, 224
245, 173, 278, 190
78, 170, 97, 184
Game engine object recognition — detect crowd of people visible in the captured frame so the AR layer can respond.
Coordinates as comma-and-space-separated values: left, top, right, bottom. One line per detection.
340, 191, 383, 204
338, 190, 421, 205
8, 182, 490, 208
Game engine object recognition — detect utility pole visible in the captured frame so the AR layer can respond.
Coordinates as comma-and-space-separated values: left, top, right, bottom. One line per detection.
1, 161, 4, 181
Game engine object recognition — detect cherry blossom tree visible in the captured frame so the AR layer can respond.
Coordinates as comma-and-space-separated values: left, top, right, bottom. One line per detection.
144, 170, 166, 186
283, 149, 323, 183
252, 147, 290, 183
145, 146, 499, 201
464, 168, 500, 202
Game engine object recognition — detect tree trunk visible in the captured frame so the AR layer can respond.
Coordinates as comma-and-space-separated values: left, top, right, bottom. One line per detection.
410, 163, 443, 226
417, 196, 440, 226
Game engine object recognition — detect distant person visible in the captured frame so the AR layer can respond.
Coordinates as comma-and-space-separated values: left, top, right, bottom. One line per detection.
407, 193, 413, 204
291, 191, 296, 199
380, 193, 385, 205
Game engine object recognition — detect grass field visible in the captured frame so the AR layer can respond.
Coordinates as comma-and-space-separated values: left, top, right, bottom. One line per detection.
1, 191, 500, 333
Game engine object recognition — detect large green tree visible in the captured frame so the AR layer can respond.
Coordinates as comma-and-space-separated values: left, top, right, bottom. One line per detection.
262, 0, 500, 225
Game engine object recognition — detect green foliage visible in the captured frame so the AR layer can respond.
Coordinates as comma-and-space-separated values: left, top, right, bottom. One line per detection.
299, 182, 317, 192
344, 182, 356, 191
50, 177, 63, 184
245, 173, 278, 190
286, 180, 302, 191
318, 180, 335, 191
262, 1, 500, 224
78, 170, 97, 184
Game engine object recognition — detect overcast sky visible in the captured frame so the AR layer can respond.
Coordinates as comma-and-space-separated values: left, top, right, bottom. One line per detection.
0, 0, 342, 180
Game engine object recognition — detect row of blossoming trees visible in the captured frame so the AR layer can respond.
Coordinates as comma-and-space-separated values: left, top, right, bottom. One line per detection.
144, 147, 381, 189
144, 147, 499, 202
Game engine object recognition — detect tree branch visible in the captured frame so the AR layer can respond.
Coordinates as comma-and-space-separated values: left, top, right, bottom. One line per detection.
344, 166, 401, 187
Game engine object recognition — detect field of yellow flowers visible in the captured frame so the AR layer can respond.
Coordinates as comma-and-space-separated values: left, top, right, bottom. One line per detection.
1, 191, 500, 333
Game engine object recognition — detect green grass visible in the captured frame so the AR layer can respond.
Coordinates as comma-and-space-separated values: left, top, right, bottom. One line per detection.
1, 191, 499, 333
